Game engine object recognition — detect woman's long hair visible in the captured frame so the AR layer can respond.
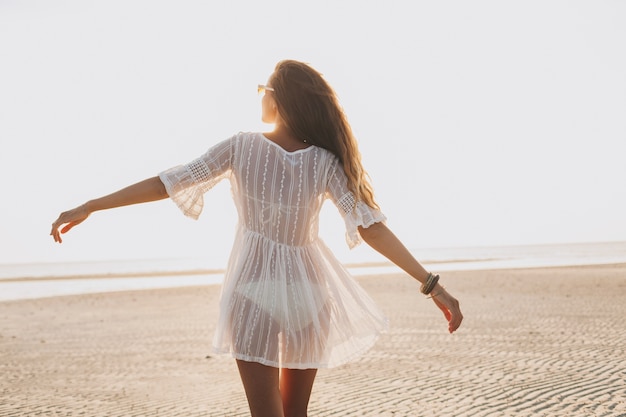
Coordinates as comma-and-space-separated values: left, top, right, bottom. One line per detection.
270, 60, 379, 209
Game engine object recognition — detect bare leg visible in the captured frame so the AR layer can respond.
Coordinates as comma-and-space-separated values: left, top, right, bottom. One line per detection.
236, 359, 284, 417
280, 367, 318, 417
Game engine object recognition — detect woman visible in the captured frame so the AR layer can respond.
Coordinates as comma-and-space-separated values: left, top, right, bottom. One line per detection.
51, 60, 462, 417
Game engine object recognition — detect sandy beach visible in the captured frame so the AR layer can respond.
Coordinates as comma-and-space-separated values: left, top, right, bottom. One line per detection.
1, 264, 625, 416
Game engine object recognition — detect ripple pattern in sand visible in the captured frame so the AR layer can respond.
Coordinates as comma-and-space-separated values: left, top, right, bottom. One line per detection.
1, 265, 625, 416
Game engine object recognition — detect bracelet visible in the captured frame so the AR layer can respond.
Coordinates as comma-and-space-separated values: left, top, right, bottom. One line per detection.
420, 272, 440, 295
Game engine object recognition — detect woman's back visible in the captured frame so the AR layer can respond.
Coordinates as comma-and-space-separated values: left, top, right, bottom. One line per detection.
230, 132, 335, 247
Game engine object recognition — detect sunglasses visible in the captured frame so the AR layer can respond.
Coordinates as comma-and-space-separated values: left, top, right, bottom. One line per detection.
257, 84, 275, 95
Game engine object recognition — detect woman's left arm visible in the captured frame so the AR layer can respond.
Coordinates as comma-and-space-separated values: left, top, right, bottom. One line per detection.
358, 222, 463, 333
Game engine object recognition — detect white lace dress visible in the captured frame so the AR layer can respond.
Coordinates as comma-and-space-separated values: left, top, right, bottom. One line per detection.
159, 132, 389, 369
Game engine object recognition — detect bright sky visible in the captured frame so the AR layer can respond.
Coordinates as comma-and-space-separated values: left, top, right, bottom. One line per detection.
1, 1, 625, 267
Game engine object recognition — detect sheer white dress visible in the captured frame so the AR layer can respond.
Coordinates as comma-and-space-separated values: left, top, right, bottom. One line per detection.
159, 132, 389, 369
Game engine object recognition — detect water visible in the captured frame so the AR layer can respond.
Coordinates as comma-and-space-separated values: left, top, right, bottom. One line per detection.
1, 241, 625, 302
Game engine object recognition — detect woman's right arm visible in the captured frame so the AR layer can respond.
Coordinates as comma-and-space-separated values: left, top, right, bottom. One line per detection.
50, 176, 168, 243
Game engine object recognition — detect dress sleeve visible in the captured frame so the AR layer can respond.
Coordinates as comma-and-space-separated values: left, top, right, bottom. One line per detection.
326, 158, 387, 249
158, 136, 234, 219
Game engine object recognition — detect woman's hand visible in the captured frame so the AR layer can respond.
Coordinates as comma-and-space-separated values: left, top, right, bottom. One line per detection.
50, 204, 90, 243
430, 284, 463, 333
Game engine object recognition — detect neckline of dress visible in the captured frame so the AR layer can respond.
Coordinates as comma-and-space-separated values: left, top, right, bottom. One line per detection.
260, 133, 314, 155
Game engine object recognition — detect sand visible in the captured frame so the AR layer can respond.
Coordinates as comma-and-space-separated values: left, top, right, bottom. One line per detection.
1, 264, 625, 416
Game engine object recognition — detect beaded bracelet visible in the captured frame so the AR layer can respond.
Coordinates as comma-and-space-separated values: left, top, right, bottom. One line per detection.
420, 272, 440, 295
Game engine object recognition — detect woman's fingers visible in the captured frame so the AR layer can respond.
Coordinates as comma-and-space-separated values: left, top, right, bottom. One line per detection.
50, 228, 60, 243
61, 221, 79, 234
446, 298, 463, 333
51, 219, 68, 243
50, 206, 89, 243
432, 290, 463, 333
60, 223, 72, 234
50, 217, 64, 243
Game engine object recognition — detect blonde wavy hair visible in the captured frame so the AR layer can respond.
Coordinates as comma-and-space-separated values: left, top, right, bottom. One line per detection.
270, 60, 379, 209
